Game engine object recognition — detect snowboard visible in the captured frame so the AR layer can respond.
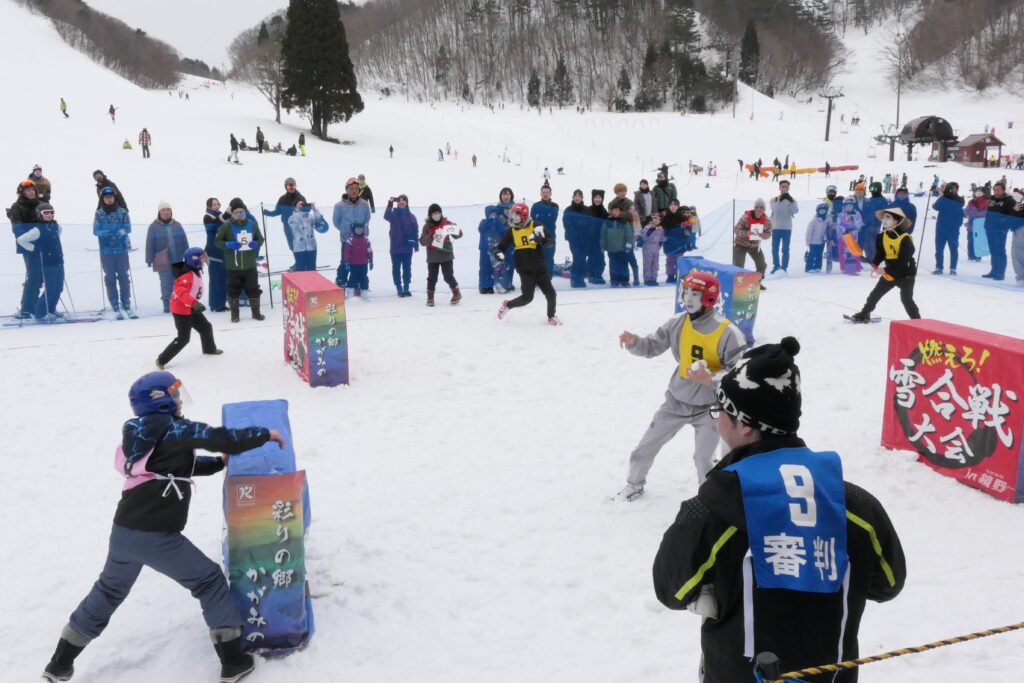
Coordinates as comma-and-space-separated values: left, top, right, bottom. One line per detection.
843, 314, 881, 324
972, 218, 990, 258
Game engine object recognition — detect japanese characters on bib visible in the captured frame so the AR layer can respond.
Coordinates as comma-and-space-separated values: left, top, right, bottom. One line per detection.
726, 447, 848, 592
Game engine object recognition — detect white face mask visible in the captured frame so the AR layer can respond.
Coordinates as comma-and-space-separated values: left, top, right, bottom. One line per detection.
881, 215, 897, 229
431, 212, 442, 222
681, 287, 704, 315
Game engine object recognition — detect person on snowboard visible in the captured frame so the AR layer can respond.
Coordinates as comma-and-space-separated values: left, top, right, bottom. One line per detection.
614, 272, 746, 501
41, 371, 285, 683
653, 336, 905, 682
496, 202, 560, 325
156, 248, 223, 368
849, 207, 921, 322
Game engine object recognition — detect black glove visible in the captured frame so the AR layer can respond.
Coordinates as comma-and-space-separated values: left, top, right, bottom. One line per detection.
192, 301, 206, 314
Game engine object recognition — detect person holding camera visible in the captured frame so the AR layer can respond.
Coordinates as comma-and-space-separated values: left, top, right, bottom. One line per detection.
384, 194, 419, 297
768, 180, 798, 274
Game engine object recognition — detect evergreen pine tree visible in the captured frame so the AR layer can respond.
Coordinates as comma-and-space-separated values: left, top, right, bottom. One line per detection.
467, 0, 483, 22
634, 44, 665, 111
551, 55, 573, 107
614, 65, 631, 112
281, 0, 364, 139
527, 68, 541, 107
738, 18, 760, 86
665, 0, 699, 52
435, 44, 451, 94
257, 22, 270, 46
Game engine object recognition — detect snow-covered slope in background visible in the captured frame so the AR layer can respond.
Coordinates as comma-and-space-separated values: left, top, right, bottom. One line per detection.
3, 2, 1024, 682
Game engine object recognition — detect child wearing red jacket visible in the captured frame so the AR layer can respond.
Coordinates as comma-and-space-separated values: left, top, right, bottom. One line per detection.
156, 248, 223, 368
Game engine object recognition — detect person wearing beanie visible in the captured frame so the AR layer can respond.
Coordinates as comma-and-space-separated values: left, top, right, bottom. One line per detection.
357, 173, 375, 213
652, 336, 906, 683
931, 182, 965, 275
288, 198, 328, 272
732, 199, 771, 288
145, 201, 189, 314
981, 181, 1023, 280
584, 189, 609, 284
496, 202, 559, 324
28, 164, 52, 202
562, 189, 590, 287
653, 171, 678, 212
803, 203, 832, 272
634, 178, 654, 224
215, 199, 266, 322
530, 184, 560, 278
40, 371, 285, 683
419, 203, 463, 306
478, 187, 516, 294
10, 180, 43, 319
613, 271, 746, 501
156, 248, 223, 368
92, 169, 127, 211
638, 212, 666, 285
332, 178, 372, 287
849, 207, 921, 322
608, 182, 640, 286
661, 199, 692, 283
858, 181, 888, 261
262, 178, 306, 269
384, 194, 419, 297
886, 186, 917, 234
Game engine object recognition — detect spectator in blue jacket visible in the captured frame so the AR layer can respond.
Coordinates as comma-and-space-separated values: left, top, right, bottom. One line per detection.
858, 182, 889, 261
145, 201, 189, 313
16, 202, 65, 319
530, 184, 560, 277
332, 177, 371, 287
94, 187, 136, 318
562, 189, 589, 287
287, 199, 328, 272
203, 198, 228, 312
887, 186, 918, 233
384, 194, 419, 297
262, 177, 305, 270
932, 182, 965, 275
478, 187, 515, 293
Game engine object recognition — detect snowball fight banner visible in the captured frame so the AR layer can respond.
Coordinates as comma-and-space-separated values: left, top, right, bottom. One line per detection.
674, 256, 761, 344
282, 271, 349, 387
882, 320, 1024, 503
223, 399, 314, 653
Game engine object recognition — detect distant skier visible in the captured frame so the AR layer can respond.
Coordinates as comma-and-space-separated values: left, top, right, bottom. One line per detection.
849, 207, 921, 322
299, 132, 306, 156
40, 370, 285, 683
60, 97, 69, 118
227, 134, 240, 164
108, 104, 116, 123
156, 248, 223, 367
255, 126, 265, 154
388, 144, 394, 159
138, 128, 151, 159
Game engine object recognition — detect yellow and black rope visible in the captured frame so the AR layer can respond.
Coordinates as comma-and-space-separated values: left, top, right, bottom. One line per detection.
769, 621, 1024, 681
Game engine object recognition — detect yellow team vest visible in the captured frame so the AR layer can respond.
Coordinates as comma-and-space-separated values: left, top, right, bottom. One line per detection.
511, 222, 538, 251
679, 317, 730, 379
883, 231, 910, 260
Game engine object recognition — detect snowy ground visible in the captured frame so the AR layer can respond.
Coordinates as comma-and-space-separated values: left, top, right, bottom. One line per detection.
3, 2, 1024, 681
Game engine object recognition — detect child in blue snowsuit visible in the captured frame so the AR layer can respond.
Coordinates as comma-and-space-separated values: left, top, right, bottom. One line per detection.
478, 188, 515, 293
41, 371, 285, 683
804, 203, 831, 272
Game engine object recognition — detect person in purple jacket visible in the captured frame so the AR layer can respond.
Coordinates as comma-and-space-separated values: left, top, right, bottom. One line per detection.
384, 194, 419, 297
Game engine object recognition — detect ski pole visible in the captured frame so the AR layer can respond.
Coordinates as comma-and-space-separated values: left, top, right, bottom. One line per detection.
127, 265, 139, 312
919, 193, 931, 268
62, 265, 77, 315
39, 251, 51, 319
762, 620, 1024, 681
259, 202, 274, 309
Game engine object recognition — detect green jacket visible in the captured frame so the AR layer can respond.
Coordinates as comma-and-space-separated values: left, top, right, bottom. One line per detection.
215, 216, 264, 271
600, 220, 633, 253
653, 182, 678, 211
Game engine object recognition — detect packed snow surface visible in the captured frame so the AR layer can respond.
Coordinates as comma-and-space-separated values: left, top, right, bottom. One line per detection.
2, 2, 1023, 681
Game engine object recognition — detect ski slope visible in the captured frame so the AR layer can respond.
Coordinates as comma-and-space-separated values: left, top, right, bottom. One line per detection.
2, 2, 1024, 681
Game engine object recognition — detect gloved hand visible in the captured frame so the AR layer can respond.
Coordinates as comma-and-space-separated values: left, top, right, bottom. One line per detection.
16, 227, 40, 251
226, 241, 240, 250
369, 261, 374, 271
687, 585, 718, 619
494, 251, 505, 261
116, 228, 127, 237
248, 241, 260, 251
192, 301, 206, 314
407, 239, 417, 249
533, 225, 546, 239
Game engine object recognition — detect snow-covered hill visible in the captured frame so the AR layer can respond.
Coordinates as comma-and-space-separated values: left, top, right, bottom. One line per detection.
3, 2, 1024, 682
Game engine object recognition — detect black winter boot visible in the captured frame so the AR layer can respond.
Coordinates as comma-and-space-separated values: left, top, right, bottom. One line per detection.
212, 632, 255, 683
250, 297, 265, 321
42, 627, 89, 682
229, 298, 240, 323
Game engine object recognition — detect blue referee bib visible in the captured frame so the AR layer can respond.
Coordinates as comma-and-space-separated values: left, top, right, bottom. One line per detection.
726, 447, 848, 593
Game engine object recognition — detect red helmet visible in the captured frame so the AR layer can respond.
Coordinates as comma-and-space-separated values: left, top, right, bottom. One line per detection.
509, 202, 530, 225
682, 271, 721, 309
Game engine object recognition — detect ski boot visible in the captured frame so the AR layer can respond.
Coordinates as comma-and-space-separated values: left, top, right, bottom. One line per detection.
212, 630, 255, 683
42, 627, 88, 682
124, 303, 138, 319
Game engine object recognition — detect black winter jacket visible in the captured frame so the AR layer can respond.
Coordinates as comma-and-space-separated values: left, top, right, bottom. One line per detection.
114, 414, 269, 533
95, 178, 128, 210
871, 227, 916, 279
653, 436, 906, 682
495, 219, 553, 274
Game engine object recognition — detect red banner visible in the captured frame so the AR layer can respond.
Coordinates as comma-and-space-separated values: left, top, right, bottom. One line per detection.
882, 320, 1024, 502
